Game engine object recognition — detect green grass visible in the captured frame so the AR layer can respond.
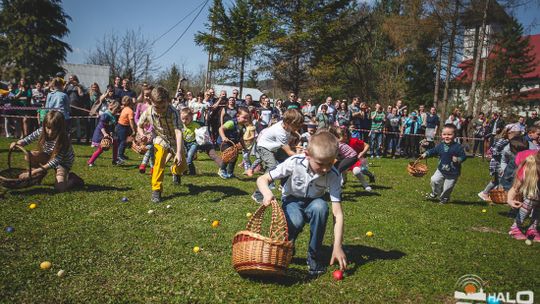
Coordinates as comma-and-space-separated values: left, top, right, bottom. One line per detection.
0, 137, 538, 303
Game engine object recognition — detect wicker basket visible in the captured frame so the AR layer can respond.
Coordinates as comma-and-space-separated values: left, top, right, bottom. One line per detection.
131, 136, 149, 155
407, 157, 428, 177
232, 200, 294, 277
100, 137, 112, 151
0, 144, 47, 189
221, 139, 241, 163
489, 187, 507, 204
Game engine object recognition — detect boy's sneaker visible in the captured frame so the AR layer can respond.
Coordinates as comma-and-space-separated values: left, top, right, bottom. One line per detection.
365, 186, 372, 192
307, 259, 327, 276
218, 169, 227, 179
251, 192, 263, 204
88, 163, 94, 167
115, 158, 125, 165
368, 175, 375, 184
139, 164, 146, 174
477, 191, 490, 202
425, 193, 437, 200
525, 229, 540, 242
439, 198, 449, 204
172, 174, 181, 185
151, 191, 161, 203
509, 226, 527, 240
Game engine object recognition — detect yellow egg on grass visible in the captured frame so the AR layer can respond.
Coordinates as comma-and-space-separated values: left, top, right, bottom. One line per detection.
246, 212, 253, 218
40, 261, 52, 270
366, 231, 374, 237
29, 203, 37, 209
211, 220, 220, 228
482, 209, 487, 213
525, 239, 532, 246
193, 246, 200, 253
57, 269, 65, 277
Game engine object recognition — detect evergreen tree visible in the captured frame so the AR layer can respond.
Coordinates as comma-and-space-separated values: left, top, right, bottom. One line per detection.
195, 0, 261, 96
0, 0, 71, 81
487, 16, 536, 105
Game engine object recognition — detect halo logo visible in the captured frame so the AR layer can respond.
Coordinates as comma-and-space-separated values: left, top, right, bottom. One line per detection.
454, 274, 534, 304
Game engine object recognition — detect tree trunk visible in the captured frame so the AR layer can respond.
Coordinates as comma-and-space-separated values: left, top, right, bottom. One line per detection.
239, 54, 246, 97
433, 36, 443, 109
466, 0, 490, 115
476, 56, 488, 116
441, 0, 460, 123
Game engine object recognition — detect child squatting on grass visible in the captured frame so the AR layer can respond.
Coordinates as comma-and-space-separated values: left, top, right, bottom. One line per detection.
137, 86, 185, 203
11, 110, 84, 192
421, 123, 467, 204
256, 131, 347, 276
506, 151, 540, 242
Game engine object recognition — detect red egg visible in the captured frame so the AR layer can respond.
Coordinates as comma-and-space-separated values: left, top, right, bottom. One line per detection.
332, 270, 344, 281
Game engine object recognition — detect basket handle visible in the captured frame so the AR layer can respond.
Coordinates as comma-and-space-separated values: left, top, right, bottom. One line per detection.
8, 144, 32, 179
245, 199, 289, 242
413, 157, 426, 167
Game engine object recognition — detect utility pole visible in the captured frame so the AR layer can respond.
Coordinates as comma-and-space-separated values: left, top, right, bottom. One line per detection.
204, 28, 215, 90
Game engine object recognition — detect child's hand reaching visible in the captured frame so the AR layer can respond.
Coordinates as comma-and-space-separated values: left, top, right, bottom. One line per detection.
420, 153, 427, 159
262, 195, 274, 207
508, 199, 522, 208
452, 156, 459, 163
330, 246, 348, 270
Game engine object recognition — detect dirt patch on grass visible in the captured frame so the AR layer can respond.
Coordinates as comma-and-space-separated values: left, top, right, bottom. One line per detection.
470, 226, 504, 234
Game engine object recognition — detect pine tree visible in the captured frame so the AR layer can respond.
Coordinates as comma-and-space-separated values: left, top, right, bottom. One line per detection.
195, 0, 261, 96
0, 0, 71, 81
487, 16, 536, 106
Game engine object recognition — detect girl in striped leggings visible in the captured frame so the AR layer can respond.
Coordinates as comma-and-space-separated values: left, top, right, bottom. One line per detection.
11, 110, 83, 192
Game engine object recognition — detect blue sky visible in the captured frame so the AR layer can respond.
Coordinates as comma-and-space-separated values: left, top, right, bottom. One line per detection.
63, 0, 540, 75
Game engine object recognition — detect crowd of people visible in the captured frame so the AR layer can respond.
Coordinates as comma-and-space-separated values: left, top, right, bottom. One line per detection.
2, 74, 539, 275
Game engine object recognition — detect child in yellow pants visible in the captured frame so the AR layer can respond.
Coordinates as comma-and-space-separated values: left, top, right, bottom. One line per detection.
137, 86, 185, 203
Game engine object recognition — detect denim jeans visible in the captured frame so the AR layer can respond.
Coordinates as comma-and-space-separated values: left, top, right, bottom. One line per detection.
370, 131, 383, 156
185, 141, 198, 174
282, 196, 329, 268
115, 124, 131, 159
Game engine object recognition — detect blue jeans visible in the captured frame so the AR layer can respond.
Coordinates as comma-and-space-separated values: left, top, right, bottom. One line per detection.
370, 131, 383, 156
115, 124, 131, 159
282, 196, 329, 268
185, 141, 198, 174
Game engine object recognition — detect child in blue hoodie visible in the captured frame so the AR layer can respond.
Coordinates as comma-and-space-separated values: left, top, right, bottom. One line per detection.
421, 123, 466, 204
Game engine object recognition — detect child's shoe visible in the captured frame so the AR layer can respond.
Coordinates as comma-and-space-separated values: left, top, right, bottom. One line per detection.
307, 257, 326, 276
151, 191, 161, 203
150, 167, 154, 175
88, 163, 94, 167
439, 198, 449, 204
251, 191, 263, 204
509, 226, 527, 240
477, 191, 490, 202
425, 193, 437, 200
525, 228, 540, 242
139, 164, 146, 174
218, 169, 227, 179
172, 174, 181, 185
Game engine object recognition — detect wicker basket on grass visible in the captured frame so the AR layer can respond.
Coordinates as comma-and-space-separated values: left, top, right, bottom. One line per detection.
0, 144, 47, 189
407, 157, 428, 177
232, 199, 294, 277
489, 187, 508, 204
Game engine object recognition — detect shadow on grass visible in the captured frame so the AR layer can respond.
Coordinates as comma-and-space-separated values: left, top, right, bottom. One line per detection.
238, 267, 318, 286
449, 200, 486, 206
163, 183, 249, 203
498, 209, 517, 218
7, 184, 133, 196
291, 245, 405, 277
342, 191, 381, 201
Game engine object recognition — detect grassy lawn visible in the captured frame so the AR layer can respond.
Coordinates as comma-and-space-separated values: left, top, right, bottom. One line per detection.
1, 137, 538, 303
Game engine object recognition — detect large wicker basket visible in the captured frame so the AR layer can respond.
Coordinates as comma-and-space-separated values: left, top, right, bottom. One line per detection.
220, 139, 241, 163
489, 187, 507, 204
232, 200, 294, 277
0, 144, 47, 189
407, 157, 428, 177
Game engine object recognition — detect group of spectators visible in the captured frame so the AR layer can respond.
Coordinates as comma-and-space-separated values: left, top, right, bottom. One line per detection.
2, 74, 539, 162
